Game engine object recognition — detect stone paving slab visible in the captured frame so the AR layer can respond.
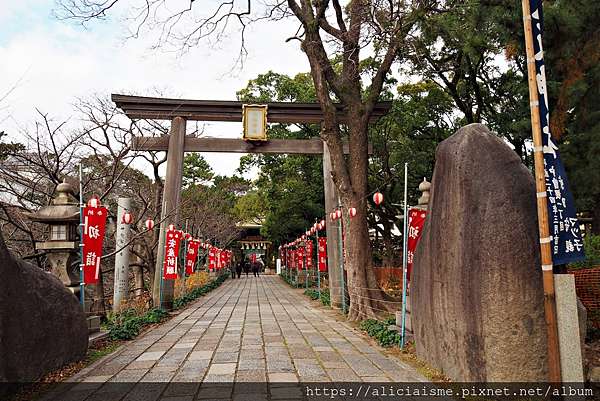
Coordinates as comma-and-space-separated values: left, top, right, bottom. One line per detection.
49, 275, 426, 400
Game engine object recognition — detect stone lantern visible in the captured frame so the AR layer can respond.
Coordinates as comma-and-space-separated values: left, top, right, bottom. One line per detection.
26, 181, 80, 293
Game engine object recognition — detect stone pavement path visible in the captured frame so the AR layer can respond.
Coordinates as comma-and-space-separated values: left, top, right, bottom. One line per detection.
46, 275, 426, 401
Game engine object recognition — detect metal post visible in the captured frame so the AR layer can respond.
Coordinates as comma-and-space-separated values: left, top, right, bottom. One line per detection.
182, 220, 188, 296
305, 240, 309, 291
113, 197, 132, 313
337, 203, 346, 314
316, 219, 320, 297
401, 163, 409, 347
78, 163, 84, 308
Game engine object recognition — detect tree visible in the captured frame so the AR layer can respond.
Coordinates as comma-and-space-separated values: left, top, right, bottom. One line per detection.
182, 154, 213, 188
369, 80, 456, 266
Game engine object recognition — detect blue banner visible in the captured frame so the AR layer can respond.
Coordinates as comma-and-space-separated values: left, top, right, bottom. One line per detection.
529, 0, 584, 265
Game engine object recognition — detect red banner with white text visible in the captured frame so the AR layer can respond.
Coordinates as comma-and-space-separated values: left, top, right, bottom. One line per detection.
185, 240, 200, 275
208, 247, 216, 271
163, 229, 182, 280
318, 237, 327, 272
306, 240, 313, 269
297, 246, 305, 270
407, 208, 427, 281
82, 205, 108, 284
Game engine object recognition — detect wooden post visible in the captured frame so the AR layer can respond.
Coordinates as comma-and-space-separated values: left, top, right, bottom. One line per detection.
521, 0, 562, 382
323, 143, 342, 309
152, 116, 187, 311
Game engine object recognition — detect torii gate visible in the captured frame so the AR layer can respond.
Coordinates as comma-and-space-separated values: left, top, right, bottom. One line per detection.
112, 94, 391, 310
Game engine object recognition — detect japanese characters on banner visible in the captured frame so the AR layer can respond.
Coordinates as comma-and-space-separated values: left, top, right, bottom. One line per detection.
82, 202, 108, 284
185, 240, 200, 275
529, 0, 584, 264
407, 209, 427, 281
318, 237, 327, 272
208, 246, 216, 271
163, 229, 182, 280
306, 241, 313, 269
297, 246, 305, 270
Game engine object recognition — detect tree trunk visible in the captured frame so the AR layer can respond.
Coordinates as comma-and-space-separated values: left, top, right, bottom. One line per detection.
340, 115, 388, 321
132, 245, 145, 298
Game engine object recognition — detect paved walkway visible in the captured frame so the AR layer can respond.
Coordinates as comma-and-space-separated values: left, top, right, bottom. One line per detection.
48, 276, 425, 401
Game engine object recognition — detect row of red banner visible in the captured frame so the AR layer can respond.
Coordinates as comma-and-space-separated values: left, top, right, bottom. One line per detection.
164, 227, 232, 280
278, 208, 427, 282
280, 237, 328, 272
81, 199, 232, 284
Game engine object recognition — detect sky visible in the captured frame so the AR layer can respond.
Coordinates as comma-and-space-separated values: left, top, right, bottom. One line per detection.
0, 0, 310, 178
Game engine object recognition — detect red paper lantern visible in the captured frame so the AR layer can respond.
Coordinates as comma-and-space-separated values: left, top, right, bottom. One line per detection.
185, 232, 192, 241
144, 218, 155, 231
335, 209, 342, 219
348, 207, 357, 218
373, 192, 384, 205
87, 195, 100, 208
320, 219, 325, 227
330, 212, 335, 221
121, 210, 133, 224
316, 223, 322, 231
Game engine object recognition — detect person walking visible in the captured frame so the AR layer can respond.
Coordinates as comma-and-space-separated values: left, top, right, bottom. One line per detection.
230, 261, 237, 279
236, 260, 243, 279
252, 260, 259, 277
243, 258, 251, 277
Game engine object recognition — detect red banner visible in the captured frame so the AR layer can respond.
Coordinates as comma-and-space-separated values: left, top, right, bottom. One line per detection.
208, 247, 216, 271
185, 240, 200, 275
318, 237, 327, 272
163, 229, 182, 280
407, 208, 427, 281
297, 246, 305, 270
306, 241, 313, 269
82, 205, 108, 284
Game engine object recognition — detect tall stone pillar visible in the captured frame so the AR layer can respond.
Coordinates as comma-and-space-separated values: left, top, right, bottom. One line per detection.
113, 197, 132, 313
152, 117, 186, 310
323, 143, 342, 308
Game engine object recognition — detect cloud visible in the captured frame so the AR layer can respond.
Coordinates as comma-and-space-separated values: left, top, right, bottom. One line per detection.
0, 1, 310, 177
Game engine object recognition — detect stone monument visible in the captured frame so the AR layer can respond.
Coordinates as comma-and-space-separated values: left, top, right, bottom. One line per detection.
411, 123, 549, 381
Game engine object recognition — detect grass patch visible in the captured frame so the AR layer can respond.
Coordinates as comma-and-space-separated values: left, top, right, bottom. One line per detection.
105, 308, 169, 341
303, 288, 331, 307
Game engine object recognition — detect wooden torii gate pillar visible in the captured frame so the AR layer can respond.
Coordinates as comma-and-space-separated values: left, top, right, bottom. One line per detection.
113, 94, 391, 310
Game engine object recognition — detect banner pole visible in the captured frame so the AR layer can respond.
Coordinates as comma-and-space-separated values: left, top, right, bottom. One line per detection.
316, 219, 320, 297
521, 0, 561, 382
337, 203, 346, 314
78, 163, 85, 308
401, 163, 409, 348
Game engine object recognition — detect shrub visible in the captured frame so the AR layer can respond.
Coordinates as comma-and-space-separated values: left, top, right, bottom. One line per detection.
173, 272, 228, 309
359, 316, 401, 347
106, 308, 168, 340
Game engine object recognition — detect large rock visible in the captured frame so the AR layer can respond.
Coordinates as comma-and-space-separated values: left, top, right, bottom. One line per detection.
411, 123, 548, 382
0, 232, 88, 383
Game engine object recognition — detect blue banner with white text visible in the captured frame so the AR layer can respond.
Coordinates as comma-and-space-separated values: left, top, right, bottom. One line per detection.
529, 0, 584, 264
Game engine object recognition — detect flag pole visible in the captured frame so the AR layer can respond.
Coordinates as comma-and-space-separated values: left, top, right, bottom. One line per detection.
401, 162, 408, 348
521, 0, 561, 382
78, 163, 85, 308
